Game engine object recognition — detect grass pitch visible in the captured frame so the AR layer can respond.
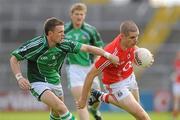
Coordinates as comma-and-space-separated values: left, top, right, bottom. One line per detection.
0, 111, 172, 120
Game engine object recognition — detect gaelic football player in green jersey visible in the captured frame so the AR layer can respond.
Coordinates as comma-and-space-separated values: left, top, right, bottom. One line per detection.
65, 3, 104, 120
10, 17, 119, 120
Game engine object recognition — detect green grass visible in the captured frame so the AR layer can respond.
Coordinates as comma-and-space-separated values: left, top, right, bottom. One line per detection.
0, 111, 174, 120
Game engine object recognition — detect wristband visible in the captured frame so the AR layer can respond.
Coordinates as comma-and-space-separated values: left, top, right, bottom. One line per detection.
15, 73, 23, 81
103, 52, 111, 59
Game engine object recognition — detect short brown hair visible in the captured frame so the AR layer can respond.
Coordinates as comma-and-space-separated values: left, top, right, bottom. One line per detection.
44, 17, 64, 35
120, 20, 139, 36
70, 3, 87, 14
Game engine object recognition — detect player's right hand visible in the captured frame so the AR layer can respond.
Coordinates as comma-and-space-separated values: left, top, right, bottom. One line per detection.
17, 77, 31, 90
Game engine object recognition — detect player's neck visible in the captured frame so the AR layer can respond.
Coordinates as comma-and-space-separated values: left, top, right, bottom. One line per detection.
121, 45, 127, 51
48, 41, 56, 48
47, 37, 56, 48
120, 40, 127, 51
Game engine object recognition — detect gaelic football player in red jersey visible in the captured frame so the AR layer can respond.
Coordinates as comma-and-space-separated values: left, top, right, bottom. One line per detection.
77, 20, 153, 120
172, 51, 180, 120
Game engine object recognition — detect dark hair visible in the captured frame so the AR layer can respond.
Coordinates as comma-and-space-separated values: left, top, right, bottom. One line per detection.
44, 17, 64, 35
120, 20, 139, 36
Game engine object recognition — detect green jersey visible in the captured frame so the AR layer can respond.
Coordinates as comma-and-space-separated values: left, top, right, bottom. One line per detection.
65, 22, 104, 66
11, 35, 82, 84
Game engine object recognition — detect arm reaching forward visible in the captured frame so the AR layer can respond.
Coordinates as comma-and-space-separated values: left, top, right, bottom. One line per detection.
80, 44, 119, 65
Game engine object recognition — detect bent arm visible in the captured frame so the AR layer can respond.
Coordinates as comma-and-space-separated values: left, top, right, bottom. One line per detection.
10, 55, 31, 90
80, 66, 100, 107
82, 67, 98, 100
10, 56, 22, 77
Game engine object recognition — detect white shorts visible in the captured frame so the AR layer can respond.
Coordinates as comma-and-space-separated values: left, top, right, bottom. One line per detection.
104, 73, 138, 101
173, 83, 180, 96
66, 64, 100, 89
30, 82, 63, 101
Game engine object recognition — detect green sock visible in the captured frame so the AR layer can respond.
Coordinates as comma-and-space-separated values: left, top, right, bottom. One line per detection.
60, 111, 76, 120
49, 113, 61, 120
89, 107, 96, 115
89, 107, 102, 117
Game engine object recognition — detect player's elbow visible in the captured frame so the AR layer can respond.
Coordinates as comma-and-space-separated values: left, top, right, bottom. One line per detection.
87, 68, 99, 80
10, 55, 18, 64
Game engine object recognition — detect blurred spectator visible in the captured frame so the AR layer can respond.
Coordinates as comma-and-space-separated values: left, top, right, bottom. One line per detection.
65, 3, 103, 120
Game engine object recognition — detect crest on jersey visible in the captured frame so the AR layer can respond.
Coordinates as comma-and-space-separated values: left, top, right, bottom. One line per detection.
127, 53, 131, 59
82, 35, 87, 40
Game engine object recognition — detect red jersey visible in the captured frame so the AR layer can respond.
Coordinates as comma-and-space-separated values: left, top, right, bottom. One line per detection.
95, 35, 136, 84
174, 59, 180, 83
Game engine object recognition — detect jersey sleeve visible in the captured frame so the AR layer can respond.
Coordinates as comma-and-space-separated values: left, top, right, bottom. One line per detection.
91, 27, 104, 47
57, 39, 82, 53
11, 48, 25, 61
95, 41, 116, 71
95, 56, 111, 72
11, 39, 44, 61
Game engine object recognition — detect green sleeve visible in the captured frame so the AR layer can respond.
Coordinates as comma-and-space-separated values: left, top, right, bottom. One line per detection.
10, 36, 44, 61
73, 41, 82, 53
91, 27, 104, 47
11, 49, 25, 61
57, 39, 82, 53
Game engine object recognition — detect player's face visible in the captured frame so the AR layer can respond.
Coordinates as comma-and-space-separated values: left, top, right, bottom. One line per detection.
124, 31, 139, 48
50, 25, 65, 44
71, 10, 86, 27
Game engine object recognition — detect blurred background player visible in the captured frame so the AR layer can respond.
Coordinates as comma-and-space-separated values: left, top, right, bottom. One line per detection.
9, 17, 119, 120
171, 51, 180, 120
77, 20, 153, 120
65, 3, 104, 120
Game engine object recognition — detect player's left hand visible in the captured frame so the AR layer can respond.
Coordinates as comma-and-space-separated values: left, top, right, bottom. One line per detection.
76, 97, 86, 109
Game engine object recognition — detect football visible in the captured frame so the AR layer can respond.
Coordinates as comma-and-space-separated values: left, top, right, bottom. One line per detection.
134, 48, 154, 67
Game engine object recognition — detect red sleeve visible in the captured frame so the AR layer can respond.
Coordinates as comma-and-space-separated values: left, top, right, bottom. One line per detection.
95, 56, 111, 72
95, 40, 114, 71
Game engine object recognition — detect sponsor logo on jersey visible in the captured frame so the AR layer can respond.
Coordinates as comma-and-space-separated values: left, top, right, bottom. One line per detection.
40, 56, 48, 60
52, 56, 56, 60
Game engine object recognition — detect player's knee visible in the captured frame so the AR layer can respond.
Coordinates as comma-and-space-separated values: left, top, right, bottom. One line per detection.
52, 102, 68, 114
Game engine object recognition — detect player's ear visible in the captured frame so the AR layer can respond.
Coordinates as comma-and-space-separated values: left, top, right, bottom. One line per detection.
48, 31, 53, 36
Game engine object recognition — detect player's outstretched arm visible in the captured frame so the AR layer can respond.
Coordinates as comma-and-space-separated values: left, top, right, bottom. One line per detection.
80, 44, 119, 65
77, 65, 100, 109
